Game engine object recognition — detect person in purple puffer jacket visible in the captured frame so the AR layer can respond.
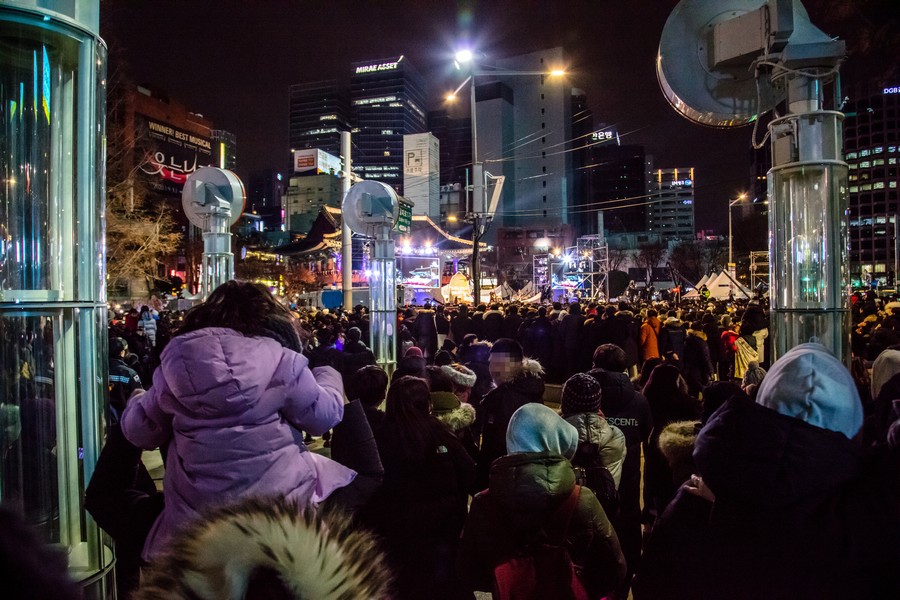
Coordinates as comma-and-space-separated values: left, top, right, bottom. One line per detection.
121, 281, 351, 562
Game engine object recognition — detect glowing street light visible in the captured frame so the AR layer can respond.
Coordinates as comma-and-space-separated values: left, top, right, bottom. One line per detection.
455, 49, 473, 64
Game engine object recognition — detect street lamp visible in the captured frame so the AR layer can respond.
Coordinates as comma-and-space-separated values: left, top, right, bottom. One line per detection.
728, 193, 748, 278
451, 50, 566, 304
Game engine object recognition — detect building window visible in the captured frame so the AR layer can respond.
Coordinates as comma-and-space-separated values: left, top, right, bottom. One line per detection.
542, 122, 545, 129
543, 210, 547, 217
542, 181, 547, 188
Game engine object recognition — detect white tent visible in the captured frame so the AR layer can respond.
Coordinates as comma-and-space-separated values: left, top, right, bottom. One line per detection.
706, 271, 752, 300
696, 274, 712, 288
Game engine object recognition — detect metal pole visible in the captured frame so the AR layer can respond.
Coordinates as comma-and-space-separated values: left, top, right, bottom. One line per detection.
470, 76, 484, 305
728, 202, 733, 269
341, 131, 353, 310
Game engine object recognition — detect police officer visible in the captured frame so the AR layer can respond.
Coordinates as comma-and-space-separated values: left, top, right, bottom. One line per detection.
108, 337, 143, 423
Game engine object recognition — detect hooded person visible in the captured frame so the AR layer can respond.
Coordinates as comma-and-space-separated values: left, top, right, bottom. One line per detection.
458, 403, 626, 598
560, 373, 626, 488
427, 366, 477, 437
864, 349, 900, 446
635, 343, 900, 600
133, 497, 392, 600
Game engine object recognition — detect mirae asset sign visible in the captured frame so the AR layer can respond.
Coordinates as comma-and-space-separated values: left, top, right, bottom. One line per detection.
355, 61, 400, 74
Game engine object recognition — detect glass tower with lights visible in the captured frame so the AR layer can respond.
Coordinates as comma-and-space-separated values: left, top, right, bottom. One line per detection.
0, 1, 113, 596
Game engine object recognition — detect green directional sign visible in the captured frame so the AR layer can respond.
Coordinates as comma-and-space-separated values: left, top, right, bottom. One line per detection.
395, 199, 413, 233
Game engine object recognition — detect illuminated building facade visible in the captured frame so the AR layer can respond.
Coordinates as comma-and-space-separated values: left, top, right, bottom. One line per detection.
647, 167, 696, 240
288, 79, 351, 157
844, 82, 900, 286
212, 129, 237, 170
350, 56, 428, 195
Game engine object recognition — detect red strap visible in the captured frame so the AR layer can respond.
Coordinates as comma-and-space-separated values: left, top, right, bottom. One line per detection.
547, 485, 581, 544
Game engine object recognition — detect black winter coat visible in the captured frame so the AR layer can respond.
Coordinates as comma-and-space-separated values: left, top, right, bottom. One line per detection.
635, 398, 900, 600
587, 369, 653, 519
475, 361, 545, 490
362, 418, 475, 599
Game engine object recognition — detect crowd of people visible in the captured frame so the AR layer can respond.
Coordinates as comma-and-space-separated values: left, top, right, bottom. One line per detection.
6, 281, 900, 599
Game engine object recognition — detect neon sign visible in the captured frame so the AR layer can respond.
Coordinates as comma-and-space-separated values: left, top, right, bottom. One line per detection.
355, 61, 399, 74
884, 86, 899, 94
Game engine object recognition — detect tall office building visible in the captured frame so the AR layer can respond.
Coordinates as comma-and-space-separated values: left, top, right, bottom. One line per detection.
844, 82, 900, 285
288, 79, 351, 157
211, 129, 237, 170
570, 91, 596, 237
475, 47, 573, 234
584, 142, 649, 235
427, 109, 472, 187
647, 167, 696, 240
350, 56, 428, 195
247, 168, 285, 231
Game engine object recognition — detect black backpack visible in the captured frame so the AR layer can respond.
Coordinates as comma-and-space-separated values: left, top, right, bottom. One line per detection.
570, 440, 620, 519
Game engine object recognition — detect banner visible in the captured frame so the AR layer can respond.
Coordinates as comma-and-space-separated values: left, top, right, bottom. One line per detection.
137, 116, 213, 195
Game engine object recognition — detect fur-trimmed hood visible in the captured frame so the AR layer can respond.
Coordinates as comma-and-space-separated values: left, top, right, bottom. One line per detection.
687, 329, 707, 341
435, 401, 477, 433
134, 497, 392, 600
658, 420, 700, 485
494, 357, 545, 397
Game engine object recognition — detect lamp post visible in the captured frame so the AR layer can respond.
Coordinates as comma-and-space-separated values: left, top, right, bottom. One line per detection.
727, 193, 748, 279
449, 50, 565, 304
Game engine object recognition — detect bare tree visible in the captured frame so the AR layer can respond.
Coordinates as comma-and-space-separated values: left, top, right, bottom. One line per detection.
607, 246, 629, 272
635, 242, 667, 277
105, 55, 181, 294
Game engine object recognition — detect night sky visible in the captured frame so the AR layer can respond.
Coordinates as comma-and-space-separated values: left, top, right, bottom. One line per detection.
99, 0, 897, 233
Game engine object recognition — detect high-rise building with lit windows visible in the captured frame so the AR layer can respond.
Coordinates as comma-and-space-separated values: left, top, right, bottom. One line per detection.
350, 56, 427, 195
288, 79, 351, 157
844, 82, 900, 286
646, 167, 696, 240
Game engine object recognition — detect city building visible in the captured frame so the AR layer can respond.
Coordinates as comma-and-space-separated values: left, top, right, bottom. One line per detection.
427, 109, 472, 187
439, 183, 467, 234
844, 81, 900, 286
247, 168, 285, 231
647, 167, 697, 240
350, 56, 428, 194
473, 47, 574, 235
403, 132, 440, 217
570, 89, 595, 238
288, 79, 351, 157
282, 172, 342, 234
580, 142, 649, 236
112, 84, 216, 292
211, 129, 237, 170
